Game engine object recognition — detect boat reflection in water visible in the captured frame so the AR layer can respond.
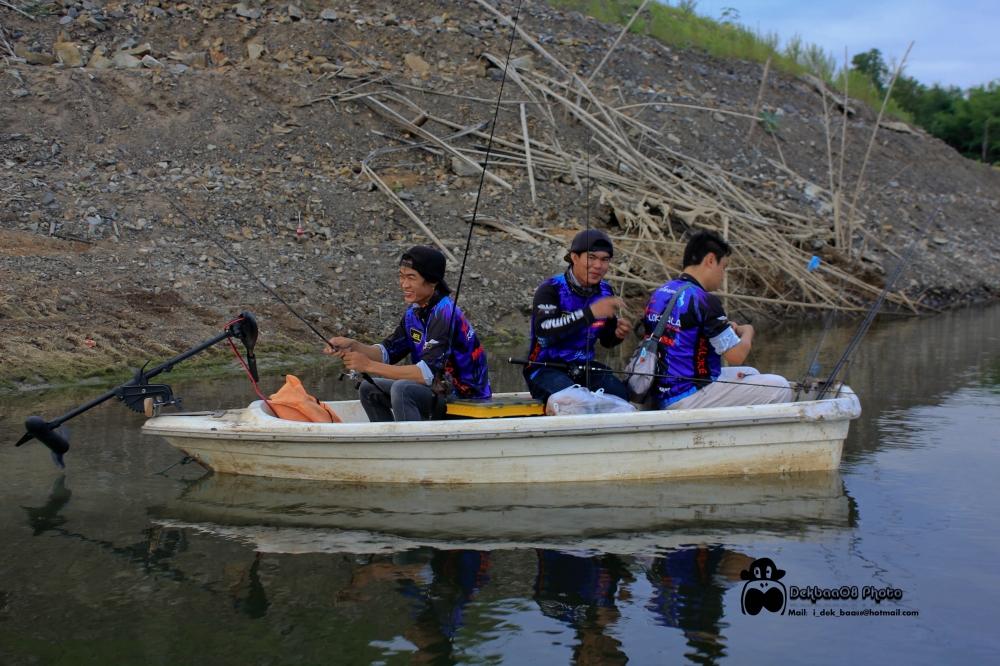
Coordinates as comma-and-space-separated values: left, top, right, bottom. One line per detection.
152, 471, 854, 554
148, 473, 855, 664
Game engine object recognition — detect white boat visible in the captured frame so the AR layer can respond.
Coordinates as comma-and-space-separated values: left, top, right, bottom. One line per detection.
141, 388, 860, 483
151, 470, 853, 554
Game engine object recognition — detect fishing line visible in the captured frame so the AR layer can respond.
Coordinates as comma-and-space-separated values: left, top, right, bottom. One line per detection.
147, 179, 387, 395
148, 179, 328, 344
440, 0, 524, 381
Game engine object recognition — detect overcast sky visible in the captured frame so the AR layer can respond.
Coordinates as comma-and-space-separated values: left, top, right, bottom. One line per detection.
683, 0, 998, 89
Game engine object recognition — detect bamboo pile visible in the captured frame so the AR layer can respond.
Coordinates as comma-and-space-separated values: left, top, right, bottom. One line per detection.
320, 0, 919, 316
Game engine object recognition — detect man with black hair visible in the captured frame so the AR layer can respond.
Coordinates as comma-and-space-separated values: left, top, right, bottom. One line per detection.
642, 230, 791, 409
325, 245, 490, 421
524, 229, 632, 403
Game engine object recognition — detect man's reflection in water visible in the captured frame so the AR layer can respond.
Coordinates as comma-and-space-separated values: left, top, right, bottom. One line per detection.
534, 550, 633, 665
347, 548, 491, 664
227, 552, 271, 619
644, 545, 753, 666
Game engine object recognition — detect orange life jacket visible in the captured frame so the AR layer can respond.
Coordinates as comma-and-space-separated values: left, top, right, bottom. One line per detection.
267, 374, 341, 423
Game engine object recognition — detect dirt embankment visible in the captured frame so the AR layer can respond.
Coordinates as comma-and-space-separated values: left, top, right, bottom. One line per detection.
2, 0, 998, 390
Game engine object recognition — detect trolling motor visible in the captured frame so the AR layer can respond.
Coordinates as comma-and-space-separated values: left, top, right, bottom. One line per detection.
14, 312, 260, 468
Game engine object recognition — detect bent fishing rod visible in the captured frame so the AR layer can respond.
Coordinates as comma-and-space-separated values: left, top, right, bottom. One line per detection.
150, 182, 386, 396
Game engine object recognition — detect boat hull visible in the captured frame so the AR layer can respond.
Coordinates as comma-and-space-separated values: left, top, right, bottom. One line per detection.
142, 390, 860, 483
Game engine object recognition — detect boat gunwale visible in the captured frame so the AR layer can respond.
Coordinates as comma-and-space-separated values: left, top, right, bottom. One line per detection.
141, 390, 860, 445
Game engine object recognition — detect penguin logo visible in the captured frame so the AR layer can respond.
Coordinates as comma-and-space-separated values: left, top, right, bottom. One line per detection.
740, 558, 787, 615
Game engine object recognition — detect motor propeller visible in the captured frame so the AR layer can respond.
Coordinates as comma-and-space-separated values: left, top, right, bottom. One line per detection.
16, 416, 71, 468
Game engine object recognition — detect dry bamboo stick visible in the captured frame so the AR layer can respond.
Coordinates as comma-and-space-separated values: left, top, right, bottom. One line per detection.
361, 164, 457, 263
458, 149, 633, 187
608, 235, 685, 246
460, 214, 539, 244
515, 225, 571, 243
835, 47, 850, 248
425, 109, 598, 194
1, 0, 35, 20
745, 56, 771, 144
519, 103, 537, 205
360, 94, 512, 190
722, 215, 730, 310
846, 42, 914, 252
818, 83, 838, 203
821, 107, 842, 250
385, 79, 536, 106
366, 121, 489, 165
616, 101, 761, 122
528, 68, 664, 138
771, 132, 789, 170
586, 0, 651, 85
611, 274, 869, 312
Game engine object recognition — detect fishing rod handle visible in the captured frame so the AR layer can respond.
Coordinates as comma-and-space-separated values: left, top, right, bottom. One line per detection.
507, 357, 574, 371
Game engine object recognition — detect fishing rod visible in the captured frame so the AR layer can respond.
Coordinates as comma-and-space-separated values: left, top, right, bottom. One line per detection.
149, 182, 385, 395
508, 357, 807, 395
15, 312, 260, 468
793, 255, 835, 398
812, 206, 939, 399
815, 240, 920, 400
437, 0, 524, 391
584, 134, 593, 388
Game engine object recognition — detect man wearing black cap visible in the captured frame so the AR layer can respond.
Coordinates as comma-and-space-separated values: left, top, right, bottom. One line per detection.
523, 229, 632, 403
325, 245, 491, 421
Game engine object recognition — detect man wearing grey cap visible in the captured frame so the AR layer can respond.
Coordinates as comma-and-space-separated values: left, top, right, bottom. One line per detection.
325, 245, 491, 421
522, 229, 632, 403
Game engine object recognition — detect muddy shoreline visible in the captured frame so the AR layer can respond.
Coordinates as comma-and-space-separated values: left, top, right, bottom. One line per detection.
2, 1, 997, 389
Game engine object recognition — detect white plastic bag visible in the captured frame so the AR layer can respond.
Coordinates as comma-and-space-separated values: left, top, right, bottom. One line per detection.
545, 385, 637, 416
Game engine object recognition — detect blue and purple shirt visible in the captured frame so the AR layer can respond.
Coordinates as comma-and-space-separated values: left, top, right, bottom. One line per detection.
643, 275, 740, 407
380, 293, 491, 398
525, 271, 623, 379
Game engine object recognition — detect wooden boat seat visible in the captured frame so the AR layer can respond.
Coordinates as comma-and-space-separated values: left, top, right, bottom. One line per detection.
445, 395, 546, 419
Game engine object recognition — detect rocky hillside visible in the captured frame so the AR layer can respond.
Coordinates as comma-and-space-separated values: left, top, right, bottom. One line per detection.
1, 0, 998, 388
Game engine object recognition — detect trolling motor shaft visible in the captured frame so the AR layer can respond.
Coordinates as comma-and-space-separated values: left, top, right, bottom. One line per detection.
15, 312, 260, 468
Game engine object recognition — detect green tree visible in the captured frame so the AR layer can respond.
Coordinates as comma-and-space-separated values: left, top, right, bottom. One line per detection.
911, 84, 963, 130
851, 48, 888, 93
966, 82, 1000, 162
889, 75, 925, 117
922, 83, 1000, 163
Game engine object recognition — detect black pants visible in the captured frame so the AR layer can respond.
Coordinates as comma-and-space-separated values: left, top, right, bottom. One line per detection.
525, 362, 631, 403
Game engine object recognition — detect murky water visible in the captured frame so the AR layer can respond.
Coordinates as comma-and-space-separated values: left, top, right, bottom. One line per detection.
2, 305, 998, 664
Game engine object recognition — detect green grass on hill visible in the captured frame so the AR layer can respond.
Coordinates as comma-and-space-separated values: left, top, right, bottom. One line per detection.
549, 0, 912, 122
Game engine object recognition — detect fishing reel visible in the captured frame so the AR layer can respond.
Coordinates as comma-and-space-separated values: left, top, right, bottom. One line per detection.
794, 378, 844, 401
338, 370, 362, 388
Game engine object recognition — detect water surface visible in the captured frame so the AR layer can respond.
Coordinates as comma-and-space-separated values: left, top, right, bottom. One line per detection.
2, 305, 998, 664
